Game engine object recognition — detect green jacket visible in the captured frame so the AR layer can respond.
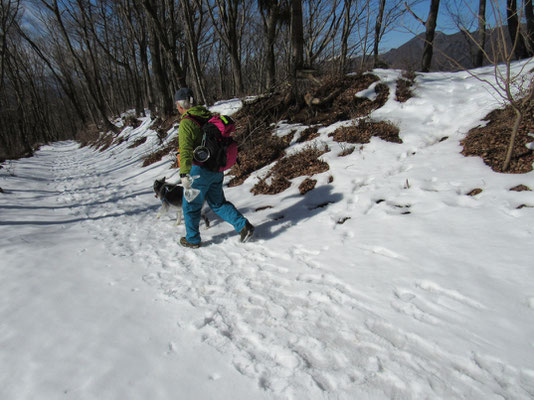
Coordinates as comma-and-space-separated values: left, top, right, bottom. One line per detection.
178, 105, 212, 175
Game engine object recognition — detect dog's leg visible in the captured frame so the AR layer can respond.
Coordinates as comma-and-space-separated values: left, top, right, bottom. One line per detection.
158, 202, 169, 220
202, 213, 210, 228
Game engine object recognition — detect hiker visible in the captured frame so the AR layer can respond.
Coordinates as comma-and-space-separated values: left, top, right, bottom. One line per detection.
175, 87, 254, 248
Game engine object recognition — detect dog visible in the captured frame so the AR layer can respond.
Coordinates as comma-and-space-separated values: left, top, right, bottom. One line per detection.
153, 177, 209, 227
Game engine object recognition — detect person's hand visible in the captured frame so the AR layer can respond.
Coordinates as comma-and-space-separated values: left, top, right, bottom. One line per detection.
181, 175, 193, 189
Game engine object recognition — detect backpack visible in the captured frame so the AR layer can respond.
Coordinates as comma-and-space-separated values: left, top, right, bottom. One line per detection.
184, 114, 238, 172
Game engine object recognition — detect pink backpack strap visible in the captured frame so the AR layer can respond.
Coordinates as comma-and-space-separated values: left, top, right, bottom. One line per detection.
182, 114, 202, 127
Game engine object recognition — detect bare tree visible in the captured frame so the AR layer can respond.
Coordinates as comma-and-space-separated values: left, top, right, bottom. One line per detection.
447, 0, 534, 171
180, 0, 208, 104
15, 22, 88, 124
373, 0, 407, 68
406, 0, 441, 72
0, 0, 21, 93
339, 0, 357, 74
303, 0, 342, 67
205, 0, 248, 95
526, 0, 534, 52
290, 0, 304, 76
506, 0, 530, 59
119, 0, 155, 114
258, 0, 287, 91
140, 0, 188, 116
446, 0, 487, 68
474, 0, 487, 67
374, 0, 386, 67
38, 0, 116, 131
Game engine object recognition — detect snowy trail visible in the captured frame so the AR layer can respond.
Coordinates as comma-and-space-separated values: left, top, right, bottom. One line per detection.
40, 140, 534, 399
1, 144, 271, 400
2, 65, 534, 399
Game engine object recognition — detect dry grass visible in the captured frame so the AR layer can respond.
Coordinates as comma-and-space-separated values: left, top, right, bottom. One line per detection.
299, 178, 317, 194
228, 129, 294, 187
76, 124, 102, 148
296, 127, 320, 143
461, 97, 534, 173
128, 137, 147, 149
329, 119, 402, 144
251, 144, 330, 195
510, 184, 531, 191
142, 136, 179, 167
396, 70, 416, 103
123, 115, 141, 128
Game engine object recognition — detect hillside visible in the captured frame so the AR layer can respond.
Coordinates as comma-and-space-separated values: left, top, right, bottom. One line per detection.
1, 64, 534, 400
380, 28, 525, 72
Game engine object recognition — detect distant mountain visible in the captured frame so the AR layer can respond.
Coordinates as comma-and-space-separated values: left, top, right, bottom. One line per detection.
378, 27, 522, 72
380, 31, 473, 71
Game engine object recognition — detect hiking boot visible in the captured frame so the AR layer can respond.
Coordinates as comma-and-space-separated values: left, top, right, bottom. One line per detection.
239, 220, 255, 243
180, 236, 200, 249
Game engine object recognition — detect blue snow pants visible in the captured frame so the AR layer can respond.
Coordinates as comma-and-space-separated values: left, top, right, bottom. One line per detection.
183, 165, 247, 244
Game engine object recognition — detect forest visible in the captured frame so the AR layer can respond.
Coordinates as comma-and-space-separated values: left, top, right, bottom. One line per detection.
1, 0, 533, 161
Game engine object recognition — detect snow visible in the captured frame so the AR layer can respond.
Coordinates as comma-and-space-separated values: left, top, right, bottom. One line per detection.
1, 62, 534, 399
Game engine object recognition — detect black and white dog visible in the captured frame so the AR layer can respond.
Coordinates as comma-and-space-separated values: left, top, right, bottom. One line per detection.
153, 177, 209, 227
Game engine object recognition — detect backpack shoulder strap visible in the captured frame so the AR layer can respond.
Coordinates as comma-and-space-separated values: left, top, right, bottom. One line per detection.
182, 114, 209, 127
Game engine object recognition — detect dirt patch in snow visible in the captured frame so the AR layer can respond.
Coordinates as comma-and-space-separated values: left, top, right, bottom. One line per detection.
461, 100, 534, 173
250, 145, 330, 195
329, 119, 402, 144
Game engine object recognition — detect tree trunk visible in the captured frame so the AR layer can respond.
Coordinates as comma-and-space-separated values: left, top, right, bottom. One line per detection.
290, 0, 304, 77
206, 0, 244, 96
474, 0, 487, 68
525, 0, 534, 53
259, 0, 279, 91
180, 0, 207, 105
224, 0, 244, 95
503, 107, 522, 171
340, 0, 352, 74
229, 37, 244, 95
141, 0, 187, 91
42, 0, 115, 131
147, 18, 173, 117
506, 0, 530, 59
421, 0, 440, 72
17, 25, 88, 125
265, 17, 276, 91
374, 0, 386, 68
1, 0, 23, 94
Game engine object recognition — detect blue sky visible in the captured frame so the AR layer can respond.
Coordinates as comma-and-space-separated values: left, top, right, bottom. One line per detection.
380, 0, 499, 51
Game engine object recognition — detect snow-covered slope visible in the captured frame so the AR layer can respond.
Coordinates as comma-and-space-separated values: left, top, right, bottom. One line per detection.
1, 64, 534, 400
